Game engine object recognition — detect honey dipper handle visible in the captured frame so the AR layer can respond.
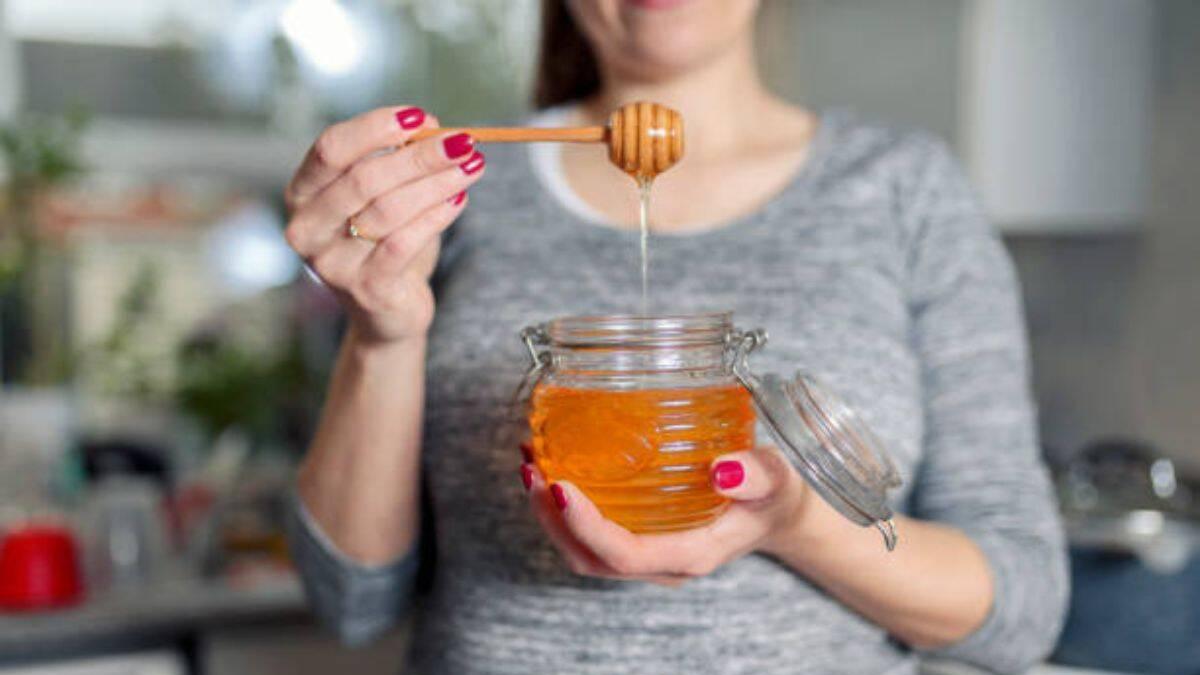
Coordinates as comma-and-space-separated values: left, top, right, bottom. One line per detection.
411, 126, 607, 144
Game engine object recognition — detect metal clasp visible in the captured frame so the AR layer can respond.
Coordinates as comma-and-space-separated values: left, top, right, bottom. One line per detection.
727, 328, 767, 383
520, 325, 550, 368
513, 325, 552, 406
877, 518, 898, 552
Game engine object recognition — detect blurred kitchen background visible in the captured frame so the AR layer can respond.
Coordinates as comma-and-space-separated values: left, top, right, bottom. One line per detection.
0, 1, 1197, 674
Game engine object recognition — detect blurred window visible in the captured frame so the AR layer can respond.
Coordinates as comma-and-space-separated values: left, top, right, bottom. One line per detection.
5, 0, 234, 47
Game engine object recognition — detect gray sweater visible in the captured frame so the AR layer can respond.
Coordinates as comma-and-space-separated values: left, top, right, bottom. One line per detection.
288, 110, 1069, 674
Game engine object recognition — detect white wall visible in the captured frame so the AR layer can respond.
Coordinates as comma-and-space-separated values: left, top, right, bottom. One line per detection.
0, 0, 22, 120
759, 0, 963, 147
1129, 0, 1200, 472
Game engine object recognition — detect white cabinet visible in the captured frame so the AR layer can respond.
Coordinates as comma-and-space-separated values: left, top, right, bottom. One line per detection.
960, 0, 1155, 233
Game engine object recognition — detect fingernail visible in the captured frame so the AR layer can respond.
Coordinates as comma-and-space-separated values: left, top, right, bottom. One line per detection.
519, 442, 533, 463
460, 151, 485, 175
550, 483, 568, 510
396, 107, 425, 130
447, 190, 466, 206
520, 464, 533, 492
443, 132, 474, 159
713, 461, 745, 490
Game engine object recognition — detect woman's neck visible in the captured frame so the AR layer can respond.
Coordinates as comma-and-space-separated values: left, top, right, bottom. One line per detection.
580, 34, 779, 162
557, 33, 817, 233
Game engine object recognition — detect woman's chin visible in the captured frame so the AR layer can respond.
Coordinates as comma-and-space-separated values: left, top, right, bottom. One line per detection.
625, 0, 695, 10
611, 40, 728, 82
612, 54, 704, 84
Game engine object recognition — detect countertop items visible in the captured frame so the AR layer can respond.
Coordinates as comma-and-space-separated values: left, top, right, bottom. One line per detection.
1051, 439, 1200, 674
1057, 439, 1200, 572
0, 524, 85, 611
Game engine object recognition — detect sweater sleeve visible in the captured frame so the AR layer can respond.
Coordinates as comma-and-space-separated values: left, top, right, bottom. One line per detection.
899, 137, 1069, 673
287, 492, 420, 646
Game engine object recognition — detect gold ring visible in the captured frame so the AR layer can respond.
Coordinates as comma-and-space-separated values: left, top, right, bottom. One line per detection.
346, 214, 375, 243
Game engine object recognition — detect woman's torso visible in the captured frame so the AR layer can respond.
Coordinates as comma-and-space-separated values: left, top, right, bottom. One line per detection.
415, 110, 926, 674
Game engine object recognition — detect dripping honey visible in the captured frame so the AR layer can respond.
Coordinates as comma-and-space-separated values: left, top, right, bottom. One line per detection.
636, 177, 652, 315
529, 382, 755, 533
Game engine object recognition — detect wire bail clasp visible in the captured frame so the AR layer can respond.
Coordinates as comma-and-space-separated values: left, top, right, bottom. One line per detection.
727, 328, 767, 384
514, 325, 552, 406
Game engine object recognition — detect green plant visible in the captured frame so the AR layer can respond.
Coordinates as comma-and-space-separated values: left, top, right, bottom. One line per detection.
0, 108, 90, 384
0, 108, 89, 200
174, 326, 315, 453
0, 108, 89, 286
78, 260, 173, 399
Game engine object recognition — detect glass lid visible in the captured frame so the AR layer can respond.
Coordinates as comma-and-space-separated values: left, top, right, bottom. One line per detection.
729, 330, 902, 550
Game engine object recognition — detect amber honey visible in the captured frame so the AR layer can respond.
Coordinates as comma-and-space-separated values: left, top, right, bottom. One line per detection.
529, 382, 755, 533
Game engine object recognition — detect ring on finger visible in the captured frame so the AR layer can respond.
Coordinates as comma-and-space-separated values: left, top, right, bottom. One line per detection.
346, 213, 376, 243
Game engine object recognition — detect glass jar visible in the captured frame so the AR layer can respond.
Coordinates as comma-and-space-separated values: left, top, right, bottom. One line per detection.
519, 312, 903, 549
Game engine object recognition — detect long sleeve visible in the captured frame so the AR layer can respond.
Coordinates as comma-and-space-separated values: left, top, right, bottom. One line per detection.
900, 138, 1069, 673
287, 492, 420, 646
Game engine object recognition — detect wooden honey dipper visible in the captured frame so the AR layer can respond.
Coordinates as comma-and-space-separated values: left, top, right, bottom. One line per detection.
412, 101, 684, 180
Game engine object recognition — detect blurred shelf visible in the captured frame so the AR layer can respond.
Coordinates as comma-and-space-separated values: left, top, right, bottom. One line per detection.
80, 117, 310, 186
0, 574, 306, 664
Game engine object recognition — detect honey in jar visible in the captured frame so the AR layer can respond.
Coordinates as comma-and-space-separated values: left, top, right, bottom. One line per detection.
530, 382, 754, 533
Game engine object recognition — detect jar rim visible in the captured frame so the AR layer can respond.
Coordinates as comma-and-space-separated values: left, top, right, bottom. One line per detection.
544, 312, 733, 348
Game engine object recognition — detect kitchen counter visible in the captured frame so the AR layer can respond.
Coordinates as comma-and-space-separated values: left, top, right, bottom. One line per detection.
3, 578, 1140, 674
0, 575, 307, 665
924, 659, 1140, 675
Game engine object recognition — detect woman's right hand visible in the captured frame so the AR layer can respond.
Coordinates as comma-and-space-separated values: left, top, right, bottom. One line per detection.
284, 106, 486, 345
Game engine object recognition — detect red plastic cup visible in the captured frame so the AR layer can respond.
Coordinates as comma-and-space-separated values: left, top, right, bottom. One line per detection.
0, 524, 85, 611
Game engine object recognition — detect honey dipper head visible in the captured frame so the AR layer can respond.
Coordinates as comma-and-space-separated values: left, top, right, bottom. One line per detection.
607, 102, 684, 180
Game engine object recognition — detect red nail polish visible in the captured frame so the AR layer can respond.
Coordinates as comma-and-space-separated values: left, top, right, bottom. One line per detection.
519, 442, 533, 463
520, 464, 533, 491
443, 133, 474, 159
713, 461, 744, 490
396, 107, 425, 130
460, 151, 485, 175
550, 484, 568, 510
448, 190, 466, 206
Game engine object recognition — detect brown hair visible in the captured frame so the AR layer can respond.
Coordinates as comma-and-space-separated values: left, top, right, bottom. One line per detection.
533, 0, 602, 110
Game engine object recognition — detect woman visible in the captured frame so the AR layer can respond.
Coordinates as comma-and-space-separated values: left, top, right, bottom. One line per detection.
285, 1, 1068, 673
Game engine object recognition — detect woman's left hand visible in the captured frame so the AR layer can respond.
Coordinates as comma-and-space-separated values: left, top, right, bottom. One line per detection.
520, 446, 831, 586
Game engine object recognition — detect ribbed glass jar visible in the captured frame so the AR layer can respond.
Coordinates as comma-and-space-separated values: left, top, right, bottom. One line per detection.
525, 313, 754, 533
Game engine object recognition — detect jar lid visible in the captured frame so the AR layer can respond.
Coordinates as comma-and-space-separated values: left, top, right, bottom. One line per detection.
731, 331, 902, 550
